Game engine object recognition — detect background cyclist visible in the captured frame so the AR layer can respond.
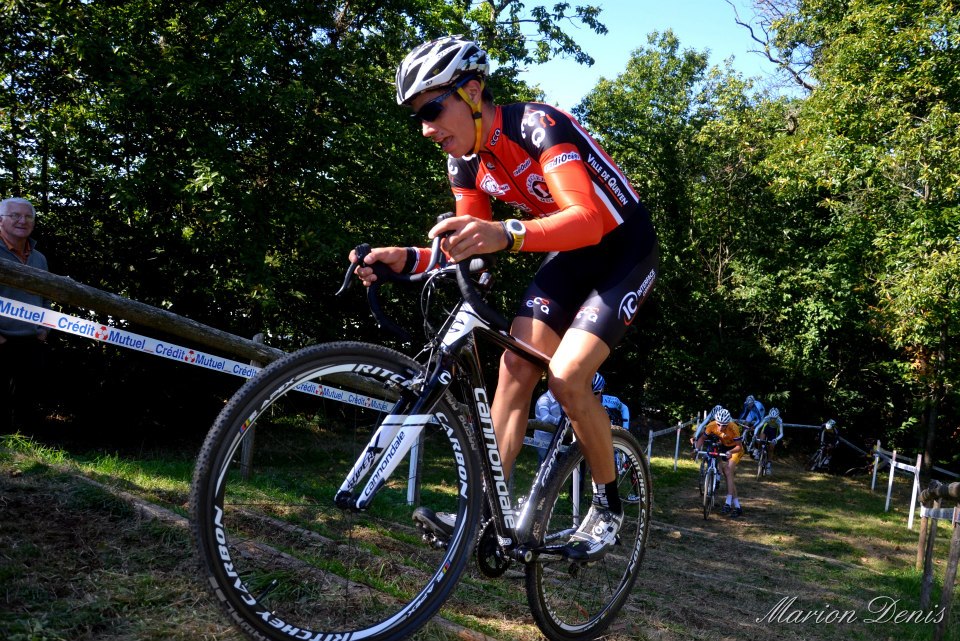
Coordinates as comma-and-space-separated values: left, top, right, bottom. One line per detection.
737, 394, 765, 449
598, 377, 631, 433
817, 419, 841, 468
353, 36, 659, 560
693, 407, 745, 518
537, 373, 631, 432
752, 407, 784, 473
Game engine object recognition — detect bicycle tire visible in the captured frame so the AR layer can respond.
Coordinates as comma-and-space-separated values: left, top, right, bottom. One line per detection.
190, 341, 483, 641
703, 467, 716, 520
756, 449, 767, 481
525, 427, 650, 641
809, 449, 823, 472
697, 458, 706, 497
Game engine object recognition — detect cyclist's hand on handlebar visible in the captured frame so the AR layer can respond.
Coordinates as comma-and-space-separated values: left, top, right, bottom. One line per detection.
349, 246, 407, 287
428, 214, 509, 262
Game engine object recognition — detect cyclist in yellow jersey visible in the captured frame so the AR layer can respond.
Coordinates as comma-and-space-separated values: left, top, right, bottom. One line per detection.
693, 408, 744, 518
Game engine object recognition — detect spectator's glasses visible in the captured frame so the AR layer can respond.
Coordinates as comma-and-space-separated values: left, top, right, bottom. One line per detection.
411, 77, 470, 123
1, 212, 35, 222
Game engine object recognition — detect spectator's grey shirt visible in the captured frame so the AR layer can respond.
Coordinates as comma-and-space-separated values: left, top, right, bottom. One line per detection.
0, 238, 49, 337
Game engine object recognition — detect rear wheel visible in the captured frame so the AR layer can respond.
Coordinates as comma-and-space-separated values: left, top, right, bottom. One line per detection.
525, 427, 650, 641
191, 341, 483, 641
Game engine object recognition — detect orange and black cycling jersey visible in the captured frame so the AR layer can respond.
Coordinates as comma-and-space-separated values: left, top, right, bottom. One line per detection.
448, 102, 644, 253
704, 421, 742, 450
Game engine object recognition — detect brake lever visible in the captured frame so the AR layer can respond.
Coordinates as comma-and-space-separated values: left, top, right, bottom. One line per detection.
336, 243, 413, 342
335, 243, 372, 296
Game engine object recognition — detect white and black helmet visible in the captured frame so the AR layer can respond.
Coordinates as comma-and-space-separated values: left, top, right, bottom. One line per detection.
395, 35, 488, 105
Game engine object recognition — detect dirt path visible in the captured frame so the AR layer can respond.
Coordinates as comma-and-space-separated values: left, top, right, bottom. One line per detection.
1, 447, 953, 641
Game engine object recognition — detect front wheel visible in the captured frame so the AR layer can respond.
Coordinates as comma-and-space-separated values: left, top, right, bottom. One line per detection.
703, 467, 716, 520
525, 427, 651, 641
809, 449, 823, 472
756, 449, 767, 481
190, 341, 483, 641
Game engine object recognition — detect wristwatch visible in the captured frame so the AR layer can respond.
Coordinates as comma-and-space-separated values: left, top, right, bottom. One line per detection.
503, 219, 526, 252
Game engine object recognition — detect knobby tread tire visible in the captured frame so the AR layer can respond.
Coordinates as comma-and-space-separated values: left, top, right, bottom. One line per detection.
190, 341, 483, 641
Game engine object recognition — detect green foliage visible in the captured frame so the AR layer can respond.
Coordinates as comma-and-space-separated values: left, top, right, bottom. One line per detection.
1, 0, 957, 467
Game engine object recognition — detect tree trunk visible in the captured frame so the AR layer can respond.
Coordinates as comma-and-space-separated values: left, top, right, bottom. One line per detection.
922, 323, 948, 476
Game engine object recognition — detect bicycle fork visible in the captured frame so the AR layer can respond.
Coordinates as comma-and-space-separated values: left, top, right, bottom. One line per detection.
333, 361, 458, 512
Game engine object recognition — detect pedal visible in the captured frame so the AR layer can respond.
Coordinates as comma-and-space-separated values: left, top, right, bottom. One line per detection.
415, 524, 449, 550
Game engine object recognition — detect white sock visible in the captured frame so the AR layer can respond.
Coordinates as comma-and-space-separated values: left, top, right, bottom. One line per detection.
725, 495, 733, 506
733, 498, 741, 508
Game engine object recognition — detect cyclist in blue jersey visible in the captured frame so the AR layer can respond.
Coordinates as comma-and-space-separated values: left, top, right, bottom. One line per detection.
536, 373, 630, 431
738, 395, 765, 426
692, 404, 724, 442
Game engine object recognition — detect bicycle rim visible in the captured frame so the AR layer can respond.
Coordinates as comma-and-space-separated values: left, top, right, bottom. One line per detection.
190, 341, 482, 641
756, 451, 765, 481
525, 428, 650, 641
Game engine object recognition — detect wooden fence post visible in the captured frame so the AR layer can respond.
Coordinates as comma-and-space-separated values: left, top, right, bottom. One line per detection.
920, 498, 941, 609
933, 507, 960, 641
240, 333, 264, 481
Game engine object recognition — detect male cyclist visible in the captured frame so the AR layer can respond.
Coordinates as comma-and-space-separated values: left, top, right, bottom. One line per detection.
352, 36, 659, 560
817, 419, 841, 468
752, 407, 784, 473
693, 408, 744, 518
737, 395, 765, 450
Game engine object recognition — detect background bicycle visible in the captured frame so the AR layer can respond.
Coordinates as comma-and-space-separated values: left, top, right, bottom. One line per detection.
696, 435, 728, 520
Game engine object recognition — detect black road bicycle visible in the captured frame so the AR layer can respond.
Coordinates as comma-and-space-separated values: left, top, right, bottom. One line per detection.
753, 437, 771, 481
696, 435, 728, 520
190, 217, 652, 641
808, 442, 835, 472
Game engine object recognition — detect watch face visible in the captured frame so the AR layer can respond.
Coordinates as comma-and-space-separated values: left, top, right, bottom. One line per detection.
507, 219, 525, 235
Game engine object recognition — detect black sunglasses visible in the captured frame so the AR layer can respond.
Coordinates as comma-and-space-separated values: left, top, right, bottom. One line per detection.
411, 77, 470, 123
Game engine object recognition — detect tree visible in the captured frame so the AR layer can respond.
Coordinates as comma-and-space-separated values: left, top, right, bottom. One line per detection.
768, 0, 960, 469
0, 0, 608, 434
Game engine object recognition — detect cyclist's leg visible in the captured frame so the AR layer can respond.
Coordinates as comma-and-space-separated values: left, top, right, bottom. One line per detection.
549, 330, 614, 485
491, 316, 560, 479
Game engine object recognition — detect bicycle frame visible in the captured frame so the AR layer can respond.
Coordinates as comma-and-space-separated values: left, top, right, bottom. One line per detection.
334, 293, 573, 559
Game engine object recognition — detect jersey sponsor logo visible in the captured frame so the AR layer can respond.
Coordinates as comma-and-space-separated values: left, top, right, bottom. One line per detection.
479, 174, 510, 196
618, 268, 657, 326
575, 305, 600, 323
521, 109, 557, 149
447, 156, 459, 175
585, 152, 630, 206
526, 174, 553, 203
525, 296, 551, 315
544, 151, 580, 172
490, 128, 501, 146
513, 158, 531, 176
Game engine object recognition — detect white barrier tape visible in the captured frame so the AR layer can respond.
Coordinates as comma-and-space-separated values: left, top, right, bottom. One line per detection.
920, 505, 960, 523
0, 296, 392, 412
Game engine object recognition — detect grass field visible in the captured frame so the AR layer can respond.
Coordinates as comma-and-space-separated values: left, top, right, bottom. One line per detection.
1, 431, 957, 641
